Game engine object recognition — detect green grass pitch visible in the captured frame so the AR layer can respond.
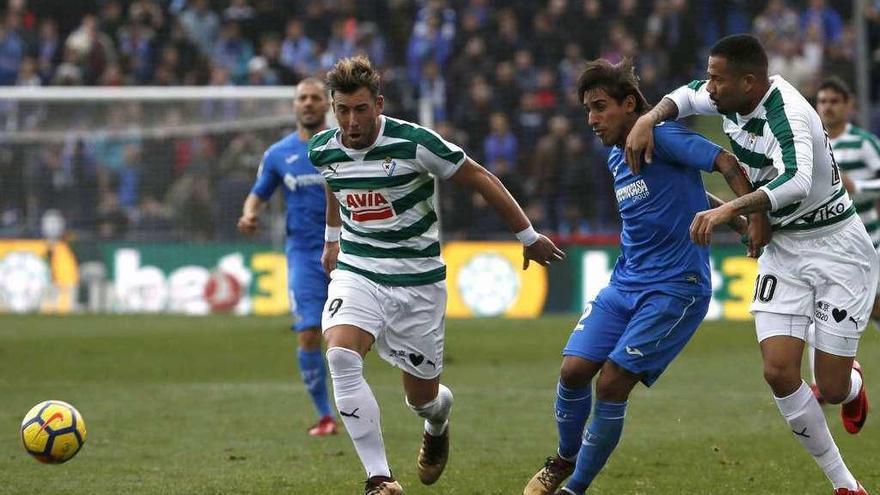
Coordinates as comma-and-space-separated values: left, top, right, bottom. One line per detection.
0, 315, 877, 494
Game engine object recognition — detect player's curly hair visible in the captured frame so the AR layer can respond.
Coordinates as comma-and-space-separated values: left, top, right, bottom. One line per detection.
326, 56, 381, 97
577, 58, 650, 114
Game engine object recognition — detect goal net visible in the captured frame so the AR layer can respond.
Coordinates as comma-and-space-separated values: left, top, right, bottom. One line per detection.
0, 86, 309, 315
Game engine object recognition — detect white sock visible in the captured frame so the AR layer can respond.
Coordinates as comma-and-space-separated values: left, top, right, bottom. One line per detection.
843, 368, 863, 405
775, 381, 857, 490
407, 384, 453, 436
327, 347, 390, 478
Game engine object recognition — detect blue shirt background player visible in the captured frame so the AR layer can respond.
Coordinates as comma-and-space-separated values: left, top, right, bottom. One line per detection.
525, 60, 757, 495
238, 79, 338, 437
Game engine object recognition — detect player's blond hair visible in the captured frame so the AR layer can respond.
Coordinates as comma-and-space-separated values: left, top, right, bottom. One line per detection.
326, 56, 381, 97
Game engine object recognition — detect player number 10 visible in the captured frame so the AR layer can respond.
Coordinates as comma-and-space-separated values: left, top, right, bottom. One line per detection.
752, 274, 777, 303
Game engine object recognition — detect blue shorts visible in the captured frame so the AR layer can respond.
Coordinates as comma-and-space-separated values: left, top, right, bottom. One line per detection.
286, 245, 329, 332
563, 285, 710, 386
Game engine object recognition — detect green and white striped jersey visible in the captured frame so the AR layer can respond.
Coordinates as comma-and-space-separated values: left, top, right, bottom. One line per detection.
667, 76, 853, 232
831, 123, 880, 248
308, 115, 467, 286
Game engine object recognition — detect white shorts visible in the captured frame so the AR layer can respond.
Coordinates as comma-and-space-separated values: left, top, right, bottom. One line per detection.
321, 269, 447, 379
753, 215, 880, 354
756, 312, 861, 357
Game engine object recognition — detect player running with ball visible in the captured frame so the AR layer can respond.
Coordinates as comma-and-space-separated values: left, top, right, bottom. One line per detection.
312, 56, 564, 495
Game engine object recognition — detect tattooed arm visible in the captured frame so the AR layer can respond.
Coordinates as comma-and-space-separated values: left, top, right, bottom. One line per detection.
624, 98, 679, 172
691, 190, 772, 246
706, 192, 747, 235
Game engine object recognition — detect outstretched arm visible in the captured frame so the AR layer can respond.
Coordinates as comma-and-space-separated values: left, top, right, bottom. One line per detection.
449, 159, 565, 268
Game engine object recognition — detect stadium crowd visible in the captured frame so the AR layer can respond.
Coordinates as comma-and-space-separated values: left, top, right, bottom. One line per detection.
0, 0, 878, 242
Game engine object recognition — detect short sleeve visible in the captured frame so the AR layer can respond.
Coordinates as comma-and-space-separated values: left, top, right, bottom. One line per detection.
652, 122, 722, 172
251, 150, 281, 199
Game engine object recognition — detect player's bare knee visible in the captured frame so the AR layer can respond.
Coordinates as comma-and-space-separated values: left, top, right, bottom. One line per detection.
324, 324, 373, 355
559, 356, 601, 389
762, 361, 801, 396
818, 383, 849, 404
594, 362, 639, 402
297, 328, 322, 351
814, 373, 850, 404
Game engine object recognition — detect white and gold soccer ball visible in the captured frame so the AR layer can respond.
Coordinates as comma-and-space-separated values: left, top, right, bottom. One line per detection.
21, 400, 87, 464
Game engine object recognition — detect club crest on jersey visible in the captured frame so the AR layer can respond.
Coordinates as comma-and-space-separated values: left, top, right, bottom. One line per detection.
382, 156, 397, 176
346, 190, 396, 222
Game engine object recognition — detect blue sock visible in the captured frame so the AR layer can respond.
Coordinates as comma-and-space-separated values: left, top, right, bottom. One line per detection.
556, 382, 592, 460
297, 348, 333, 419
564, 400, 627, 494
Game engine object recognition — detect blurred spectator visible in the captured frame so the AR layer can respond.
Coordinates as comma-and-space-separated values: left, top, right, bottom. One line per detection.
130, 194, 173, 240
35, 19, 59, 84
2, 0, 879, 242
246, 56, 278, 85
753, 0, 800, 46
96, 192, 129, 240
179, 0, 220, 56
484, 112, 518, 177
534, 68, 559, 110
822, 25, 857, 89
417, 60, 446, 124
453, 75, 493, 156
129, 0, 164, 32
0, 15, 24, 85
167, 168, 214, 241
16, 56, 40, 86
212, 21, 253, 84
224, 0, 256, 38
117, 145, 141, 210
280, 19, 316, 78
117, 20, 154, 83
64, 14, 117, 84
801, 0, 843, 44
322, 19, 356, 69
578, 0, 606, 60
406, 13, 453, 85
258, 33, 296, 84
98, 1, 125, 45
516, 92, 547, 153
32, 144, 74, 214
492, 60, 520, 113
355, 22, 386, 67
558, 43, 587, 96
768, 36, 820, 93
532, 115, 574, 232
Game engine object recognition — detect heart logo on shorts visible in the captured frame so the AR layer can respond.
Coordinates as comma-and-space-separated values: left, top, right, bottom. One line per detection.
832, 308, 848, 323
408, 353, 424, 366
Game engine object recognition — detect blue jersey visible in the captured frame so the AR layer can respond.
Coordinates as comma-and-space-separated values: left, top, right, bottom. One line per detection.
607, 121, 721, 296
251, 132, 326, 250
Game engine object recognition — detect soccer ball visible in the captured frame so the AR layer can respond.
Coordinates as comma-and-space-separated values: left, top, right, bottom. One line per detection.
21, 400, 87, 464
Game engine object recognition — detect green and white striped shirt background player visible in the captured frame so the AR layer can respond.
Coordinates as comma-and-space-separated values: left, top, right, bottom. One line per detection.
667, 75, 853, 232
308, 115, 466, 286
831, 123, 880, 249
